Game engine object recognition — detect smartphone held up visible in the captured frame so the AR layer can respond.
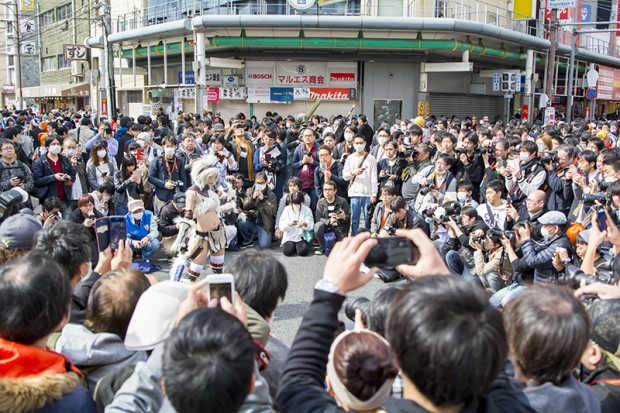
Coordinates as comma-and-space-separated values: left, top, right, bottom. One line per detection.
205, 274, 236, 306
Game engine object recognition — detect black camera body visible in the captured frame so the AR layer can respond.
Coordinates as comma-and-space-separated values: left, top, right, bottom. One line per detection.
582, 192, 608, 206
487, 227, 515, 243
344, 297, 370, 323
486, 144, 495, 155
418, 182, 436, 197
540, 151, 559, 164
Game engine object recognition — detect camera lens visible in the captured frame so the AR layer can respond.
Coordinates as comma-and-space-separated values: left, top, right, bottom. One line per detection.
344, 297, 371, 323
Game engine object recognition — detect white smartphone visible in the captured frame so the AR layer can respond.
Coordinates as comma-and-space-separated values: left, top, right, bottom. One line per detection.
206, 273, 235, 306
508, 159, 520, 171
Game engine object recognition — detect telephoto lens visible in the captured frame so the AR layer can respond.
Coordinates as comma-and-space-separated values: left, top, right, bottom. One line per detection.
344, 297, 371, 323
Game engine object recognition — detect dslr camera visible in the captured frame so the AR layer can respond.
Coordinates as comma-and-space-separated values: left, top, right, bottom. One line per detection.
540, 150, 559, 164
344, 297, 370, 324
582, 192, 609, 207
487, 227, 516, 243
418, 182, 436, 197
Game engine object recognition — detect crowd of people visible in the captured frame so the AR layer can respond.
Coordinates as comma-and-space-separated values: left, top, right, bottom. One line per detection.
0, 105, 619, 412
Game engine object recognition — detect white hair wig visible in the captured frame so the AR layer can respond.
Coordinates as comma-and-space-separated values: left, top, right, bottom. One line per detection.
191, 155, 219, 188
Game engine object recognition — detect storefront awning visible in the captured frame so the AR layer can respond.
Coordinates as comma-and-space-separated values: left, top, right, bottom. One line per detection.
22, 83, 90, 98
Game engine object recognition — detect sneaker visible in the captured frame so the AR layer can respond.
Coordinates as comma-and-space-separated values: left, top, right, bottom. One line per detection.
239, 241, 254, 250
314, 250, 324, 255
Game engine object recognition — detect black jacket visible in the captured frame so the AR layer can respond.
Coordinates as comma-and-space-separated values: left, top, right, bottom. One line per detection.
32, 154, 76, 202
158, 201, 181, 237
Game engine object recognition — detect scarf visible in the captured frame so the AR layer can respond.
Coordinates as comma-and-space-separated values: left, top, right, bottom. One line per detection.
234, 138, 254, 181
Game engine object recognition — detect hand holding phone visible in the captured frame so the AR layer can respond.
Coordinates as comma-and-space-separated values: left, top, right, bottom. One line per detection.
206, 274, 235, 306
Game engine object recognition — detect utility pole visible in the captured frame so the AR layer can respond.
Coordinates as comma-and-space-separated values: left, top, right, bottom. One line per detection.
100, 0, 116, 118
2, 1, 24, 108
544, 9, 558, 109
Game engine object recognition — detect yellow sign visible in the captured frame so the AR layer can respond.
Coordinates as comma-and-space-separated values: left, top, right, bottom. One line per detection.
20, 0, 35, 11
425, 102, 430, 117
513, 0, 534, 19
418, 102, 424, 116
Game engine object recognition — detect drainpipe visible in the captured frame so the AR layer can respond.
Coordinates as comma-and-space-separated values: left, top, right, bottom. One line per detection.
525, 49, 534, 123
195, 33, 206, 115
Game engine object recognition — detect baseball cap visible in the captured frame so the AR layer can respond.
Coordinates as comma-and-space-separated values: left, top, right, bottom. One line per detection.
589, 299, 620, 372
125, 281, 190, 350
0, 213, 42, 250
538, 211, 567, 226
128, 199, 145, 213
212, 123, 226, 132
173, 192, 186, 208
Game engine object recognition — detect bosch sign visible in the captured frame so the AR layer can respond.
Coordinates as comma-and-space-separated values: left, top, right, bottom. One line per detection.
249, 73, 273, 80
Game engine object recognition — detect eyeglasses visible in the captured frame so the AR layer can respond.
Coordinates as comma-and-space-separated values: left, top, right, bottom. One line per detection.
1, 146, 15, 152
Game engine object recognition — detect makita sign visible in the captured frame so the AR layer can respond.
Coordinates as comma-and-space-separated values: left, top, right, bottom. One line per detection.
309, 88, 354, 101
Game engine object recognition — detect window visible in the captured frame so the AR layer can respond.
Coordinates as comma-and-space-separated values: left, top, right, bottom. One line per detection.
40, 10, 55, 27
8, 55, 14, 66
57, 4, 72, 21
58, 55, 70, 69
434, 0, 447, 17
42, 56, 58, 72
127, 91, 142, 103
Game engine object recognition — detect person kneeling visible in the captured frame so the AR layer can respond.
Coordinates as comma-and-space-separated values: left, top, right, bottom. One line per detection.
279, 191, 314, 257
126, 199, 160, 263
314, 180, 350, 256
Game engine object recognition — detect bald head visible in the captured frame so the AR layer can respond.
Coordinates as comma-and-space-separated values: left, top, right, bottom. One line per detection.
526, 190, 546, 214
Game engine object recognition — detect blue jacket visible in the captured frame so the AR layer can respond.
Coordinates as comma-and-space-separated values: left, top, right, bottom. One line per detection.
147, 155, 188, 202
126, 210, 154, 240
291, 142, 319, 177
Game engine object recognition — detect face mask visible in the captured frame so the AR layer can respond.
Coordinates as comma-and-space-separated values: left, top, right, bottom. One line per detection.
457, 192, 467, 202
344, 133, 354, 142
354, 144, 365, 153
401, 126, 407, 133
65, 149, 76, 157
254, 183, 266, 191
102, 195, 111, 202
195, 137, 203, 145
164, 148, 175, 157
97, 150, 107, 158
132, 212, 143, 220
49, 145, 61, 155
541, 227, 550, 237
138, 140, 146, 148
377, 137, 388, 146
404, 137, 411, 145
519, 153, 530, 162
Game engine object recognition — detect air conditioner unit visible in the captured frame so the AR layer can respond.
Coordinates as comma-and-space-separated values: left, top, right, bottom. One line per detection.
71, 61, 84, 76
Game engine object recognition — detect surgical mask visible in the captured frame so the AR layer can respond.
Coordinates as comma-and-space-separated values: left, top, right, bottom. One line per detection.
541, 227, 550, 237
457, 192, 467, 202
65, 149, 76, 157
254, 183, 266, 191
377, 137, 388, 146
138, 140, 146, 148
519, 153, 529, 162
132, 212, 143, 220
164, 148, 175, 157
97, 150, 107, 158
401, 126, 407, 133
344, 133, 354, 142
49, 145, 61, 155
354, 144, 365, 153
102, 195, 111, 202
195, 137, 203, 145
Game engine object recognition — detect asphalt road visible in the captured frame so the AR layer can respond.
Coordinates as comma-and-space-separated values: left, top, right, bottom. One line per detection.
148, 245, 392, 346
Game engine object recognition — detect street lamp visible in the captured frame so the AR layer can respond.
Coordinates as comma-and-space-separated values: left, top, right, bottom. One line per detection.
1, 0, 24, 109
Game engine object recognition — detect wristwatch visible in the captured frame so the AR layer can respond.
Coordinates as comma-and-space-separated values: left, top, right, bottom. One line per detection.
315, 279, 343, 295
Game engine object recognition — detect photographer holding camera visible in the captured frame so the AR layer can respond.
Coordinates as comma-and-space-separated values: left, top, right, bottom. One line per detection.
479, 137, 508, 203
370, 185, 397, 237
314, 181, 351, 256
468, 228, 513, 293
502, 141, 546, 213
0, 139, 33, 207
544, 144, 576, 216
459, 133, 484, 200
401, 143, 431, 200
444, 207, 489, 276
411, 153, 457, 213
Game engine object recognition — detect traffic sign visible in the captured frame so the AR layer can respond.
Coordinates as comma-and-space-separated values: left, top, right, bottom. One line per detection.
586, 88, 597, 100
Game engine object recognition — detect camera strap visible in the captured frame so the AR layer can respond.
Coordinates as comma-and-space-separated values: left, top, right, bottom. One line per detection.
485, 203, 497, 228
348, 153, 368, 189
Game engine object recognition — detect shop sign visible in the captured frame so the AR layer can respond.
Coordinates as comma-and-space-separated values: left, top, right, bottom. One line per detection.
247, 68, 274, 86
418, 102, 424, 116
150, 89, 174, 98
207, 87, 219, 103
247, 87, 271, 103
329, 70, 357, 86
308, 88, 354, 101
179, 88, 196, 99
270, 88, 294, 103
220, 87, 245, 100
223, 76, 238, 87
2, 84, 15, 93
101, 98, 108, 117
64, 44, 87, 61
205, 70, 222, 85
276, 62, 326, 86
597, 66, 614, 100
143, 105, 152, 115
544, 106, 556, 125
178, 71, 195, 85
294, 88, 310, 100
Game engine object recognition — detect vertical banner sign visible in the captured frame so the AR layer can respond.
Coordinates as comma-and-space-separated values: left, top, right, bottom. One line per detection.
425, 102, 430, 117
544, 106, 556, 125
101, 99, 108, 117
418, 102, 424, 116
585, 106, 591, 119
522, 104, 529, 121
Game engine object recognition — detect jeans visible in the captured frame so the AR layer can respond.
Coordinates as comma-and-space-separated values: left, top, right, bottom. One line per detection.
350, 196, 370, 236
303, 187, 318, 211
236, 219, 271, 249
130, 238, 160, 261
445, 250, 482, 287
490, 283, 528, 308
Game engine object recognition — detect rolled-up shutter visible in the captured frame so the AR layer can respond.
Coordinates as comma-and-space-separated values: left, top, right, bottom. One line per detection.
429, 93, 502, 120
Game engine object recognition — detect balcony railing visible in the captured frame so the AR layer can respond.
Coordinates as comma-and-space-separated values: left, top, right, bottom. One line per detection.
111, 0, 619, 57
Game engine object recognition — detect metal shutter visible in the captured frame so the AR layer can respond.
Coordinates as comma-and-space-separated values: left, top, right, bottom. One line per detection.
429, 93, 502, 120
